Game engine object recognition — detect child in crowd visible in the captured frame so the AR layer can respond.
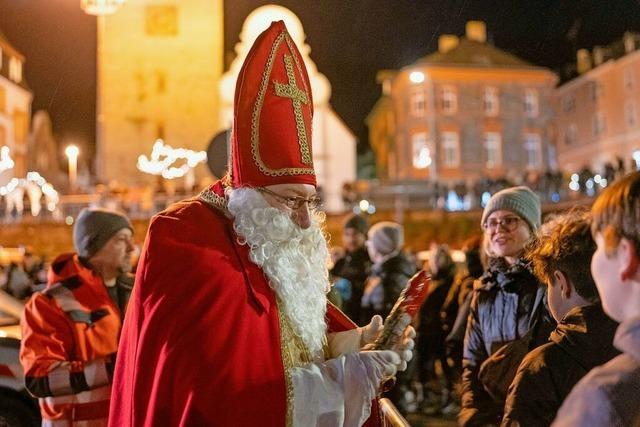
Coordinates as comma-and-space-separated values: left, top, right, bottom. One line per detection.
553, 172, 640, 426
502, 209, 619, 426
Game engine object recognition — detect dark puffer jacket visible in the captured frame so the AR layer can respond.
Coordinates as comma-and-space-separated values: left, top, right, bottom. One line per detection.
501, 304, 620, 427
459, 258, 555, 427
361, 252, 416, 321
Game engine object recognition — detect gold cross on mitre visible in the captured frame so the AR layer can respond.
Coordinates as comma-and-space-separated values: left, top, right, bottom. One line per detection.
273, 54, 312, 165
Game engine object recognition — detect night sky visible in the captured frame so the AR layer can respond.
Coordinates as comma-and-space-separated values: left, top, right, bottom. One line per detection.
2, 0, 640, 164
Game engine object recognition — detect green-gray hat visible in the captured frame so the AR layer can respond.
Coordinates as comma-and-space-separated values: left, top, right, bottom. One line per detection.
481, 186, 541, 231
73, 208, 133, 259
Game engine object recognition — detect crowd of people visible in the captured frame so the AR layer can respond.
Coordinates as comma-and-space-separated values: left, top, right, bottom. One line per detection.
7, 20, 640, 427
329, 175, 640, 426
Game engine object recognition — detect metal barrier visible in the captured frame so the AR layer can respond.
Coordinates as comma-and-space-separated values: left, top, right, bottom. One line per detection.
379, 398, 411, 427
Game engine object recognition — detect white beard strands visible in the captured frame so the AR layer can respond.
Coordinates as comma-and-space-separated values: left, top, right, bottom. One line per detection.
227, 187, 330, 360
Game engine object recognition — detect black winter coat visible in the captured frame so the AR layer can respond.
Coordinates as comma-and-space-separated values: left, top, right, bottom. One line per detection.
459, 258, 555, 427
331, 246, 372, 324
501, 304, 620, 427
361, 252, 415, 321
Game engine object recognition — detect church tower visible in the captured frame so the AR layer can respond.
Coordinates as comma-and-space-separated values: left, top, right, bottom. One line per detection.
96, 0, 224, 186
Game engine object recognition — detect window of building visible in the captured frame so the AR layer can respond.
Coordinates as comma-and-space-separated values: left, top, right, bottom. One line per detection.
626, 101, 637, 128
9, 57, 22, 83
484, 132, 502, 168
483, 87, 499, 116
564, 124, 577, 145
562, 95, 575, 113
592, 112, 606, 136
412, 132, 431, 169
13, 110, 27, 142
0, 86, 6, 114
524, 89, 539, 118
625, 68, 635, 90
590, 81, 603, 101
410, 89, 425, 116
441, 131, 460, 167
524, 133, 542, 169
441, 86, 457, 114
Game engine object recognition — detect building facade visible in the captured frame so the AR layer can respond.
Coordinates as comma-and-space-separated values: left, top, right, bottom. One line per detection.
0, 31, 32, 180
555, 32, 640, 174
367, 21, 558, 185
96, 0, 224, 186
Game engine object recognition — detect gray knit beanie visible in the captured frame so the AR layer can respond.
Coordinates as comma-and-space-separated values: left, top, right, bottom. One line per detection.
368, 221, 404, 256
73, 208, 133, 259
481, 186, 541, 231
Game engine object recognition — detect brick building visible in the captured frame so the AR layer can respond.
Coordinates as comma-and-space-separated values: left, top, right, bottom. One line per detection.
367, 21, 558, 186
0, 30, 32, 179
555, 32, 640, 174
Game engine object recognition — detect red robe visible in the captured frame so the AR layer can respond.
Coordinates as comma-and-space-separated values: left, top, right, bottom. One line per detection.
109, 182, 381, 426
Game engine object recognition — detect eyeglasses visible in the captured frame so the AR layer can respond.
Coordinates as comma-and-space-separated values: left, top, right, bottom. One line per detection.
483, 216, 522, 232
257, 187, 322, 210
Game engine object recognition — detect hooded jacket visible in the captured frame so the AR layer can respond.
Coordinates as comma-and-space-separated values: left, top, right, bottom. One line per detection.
502, 303, 620, 426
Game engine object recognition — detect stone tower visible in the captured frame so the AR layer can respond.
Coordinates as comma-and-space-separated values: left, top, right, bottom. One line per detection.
96, 0, 224, 186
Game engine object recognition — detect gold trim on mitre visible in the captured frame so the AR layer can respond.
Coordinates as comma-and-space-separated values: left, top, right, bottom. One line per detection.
250, 30, 315, 177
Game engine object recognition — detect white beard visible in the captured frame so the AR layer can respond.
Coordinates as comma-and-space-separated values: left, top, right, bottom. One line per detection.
227, 187, 329, 360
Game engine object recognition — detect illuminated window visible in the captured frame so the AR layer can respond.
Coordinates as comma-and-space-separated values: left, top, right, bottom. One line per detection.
564, 124, 577, 145
483, 87, 499, 116
441, 131, 460, 167
9, 57, 22, 83
412, 132, 431, 169
410, 89, 425, 116
524, 133, 542, 168
441, 86, 457, 114
484, 132, 502, 168
0, 86, 5, 114
524, 89, 538, 118
626, 101, 637, 128
592, 112, 606, 136
13, 110, 27, 142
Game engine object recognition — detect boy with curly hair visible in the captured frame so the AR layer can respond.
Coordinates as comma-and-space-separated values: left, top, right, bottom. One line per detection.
553, 172, 640, 426
502, 209, 619, 426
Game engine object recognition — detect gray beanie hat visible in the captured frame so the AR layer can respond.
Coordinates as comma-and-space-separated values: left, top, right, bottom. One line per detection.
73, 208, 133, 259
368, 221, 404, 256
481, 186, 541, 231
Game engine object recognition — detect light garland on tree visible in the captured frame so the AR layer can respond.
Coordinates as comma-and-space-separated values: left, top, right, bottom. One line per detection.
0, 146, 15, 173
137, 139, 207, 180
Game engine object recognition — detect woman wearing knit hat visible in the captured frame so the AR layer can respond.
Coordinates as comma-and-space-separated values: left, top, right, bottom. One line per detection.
459, 186, 555, 426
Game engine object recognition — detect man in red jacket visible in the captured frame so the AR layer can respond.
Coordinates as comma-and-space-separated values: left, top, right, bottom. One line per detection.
20, 207, 134, 426
109, 21, 414, 427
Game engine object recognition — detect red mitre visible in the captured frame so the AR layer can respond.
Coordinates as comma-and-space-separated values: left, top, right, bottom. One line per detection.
231, 20, 316, 188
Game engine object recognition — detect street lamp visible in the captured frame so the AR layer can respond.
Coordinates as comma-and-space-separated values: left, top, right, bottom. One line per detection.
65, 145, 80, 192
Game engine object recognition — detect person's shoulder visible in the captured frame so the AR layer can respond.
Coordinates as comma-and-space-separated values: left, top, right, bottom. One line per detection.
149, 197, 228, 234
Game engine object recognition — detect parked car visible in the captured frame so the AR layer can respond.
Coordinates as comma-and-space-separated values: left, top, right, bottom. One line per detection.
0, 292, 40, 426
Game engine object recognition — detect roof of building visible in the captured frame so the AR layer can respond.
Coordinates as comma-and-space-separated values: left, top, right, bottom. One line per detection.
412, 38, 545, 70
0, 30, 25, 61
0, 29, 30, 90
